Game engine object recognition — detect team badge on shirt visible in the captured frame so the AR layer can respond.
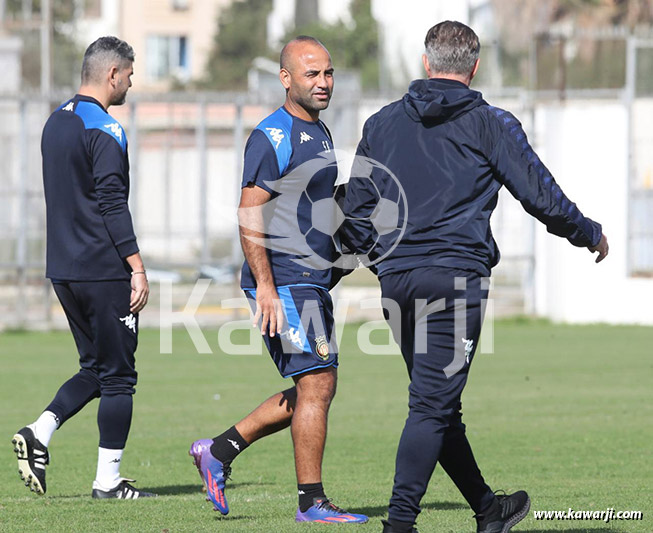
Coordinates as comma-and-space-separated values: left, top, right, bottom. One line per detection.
315, 335, 329, 359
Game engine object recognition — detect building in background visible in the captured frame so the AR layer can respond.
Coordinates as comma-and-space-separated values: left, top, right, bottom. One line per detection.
75, 0, 231, 90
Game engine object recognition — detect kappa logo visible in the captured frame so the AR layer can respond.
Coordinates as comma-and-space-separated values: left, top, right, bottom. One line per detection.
62, 102, 74, 112
227, 439, 240, 451
104, 122, 123, 141
462, 338, 474, 364
283, 327, 303, 350
109, 458, 121, 464
119, 313, 137, 333
315, 335, 329, 360
266, 127, 285, 149
299, 131, 313, 144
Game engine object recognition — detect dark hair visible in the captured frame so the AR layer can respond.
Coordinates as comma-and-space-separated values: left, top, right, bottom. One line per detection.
81, 36, 135, 84
424, 21, 480, 75
280, 35, 327, 70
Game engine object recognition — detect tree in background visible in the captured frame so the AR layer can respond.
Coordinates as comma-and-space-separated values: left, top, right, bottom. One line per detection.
285, 0, 379, 90
491, 0, 653, 90
3, 0, 82, 90
199, 0, 273, 90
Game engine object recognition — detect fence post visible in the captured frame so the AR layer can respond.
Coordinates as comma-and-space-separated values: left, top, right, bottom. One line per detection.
232, 98, 244, 268
625, 35, 636, 277
16, 98, 28, 328
198, 97, 208, 266
128, 100, 140, 230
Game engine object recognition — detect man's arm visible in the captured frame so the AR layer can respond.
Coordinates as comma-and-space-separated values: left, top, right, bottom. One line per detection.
90, 131, 150, 307
91, 132, 139, 259
239, 184, 284, 336
125, 252, 149, 313
487, 108, 608, 263
340, 117, 380, 257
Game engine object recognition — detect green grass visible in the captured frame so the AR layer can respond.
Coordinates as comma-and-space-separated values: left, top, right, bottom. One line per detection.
0, 321, 651, 532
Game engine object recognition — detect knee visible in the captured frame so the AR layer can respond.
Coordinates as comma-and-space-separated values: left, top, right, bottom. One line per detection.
407, 394, 456, 426
295, 368, 337, 406
78, 368, 102, 391
99, 375, 137, 396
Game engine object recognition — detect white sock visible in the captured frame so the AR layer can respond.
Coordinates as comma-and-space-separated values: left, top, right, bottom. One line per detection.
28, 411, 60, 447
95, 447, 123, 489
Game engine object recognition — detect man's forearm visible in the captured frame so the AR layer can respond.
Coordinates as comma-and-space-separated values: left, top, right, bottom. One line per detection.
125, 252, 146, 274
240, 231, 275, 287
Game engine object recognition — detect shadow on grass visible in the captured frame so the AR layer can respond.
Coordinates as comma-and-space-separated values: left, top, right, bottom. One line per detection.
146, 484, 205, 496
354, 500, 467, 518
213, 515, 256, 521
146, 481, 273, 496
525, 530, 625, 533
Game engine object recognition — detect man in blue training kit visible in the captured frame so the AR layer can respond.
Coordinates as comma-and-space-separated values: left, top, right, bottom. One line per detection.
12, 37, 154, 499
190, 36, 367, 524
341, 21, 608, 533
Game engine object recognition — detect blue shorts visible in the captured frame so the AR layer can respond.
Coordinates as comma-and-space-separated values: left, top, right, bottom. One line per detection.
244, 284, 338, 378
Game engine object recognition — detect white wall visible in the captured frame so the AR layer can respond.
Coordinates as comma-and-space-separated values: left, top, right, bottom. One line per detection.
533, 101, 653, 325
372, 0, 471, 86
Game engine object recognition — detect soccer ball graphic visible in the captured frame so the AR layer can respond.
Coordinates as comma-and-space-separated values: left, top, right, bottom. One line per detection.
243, 150, 407, 271
301, 153, 407, 269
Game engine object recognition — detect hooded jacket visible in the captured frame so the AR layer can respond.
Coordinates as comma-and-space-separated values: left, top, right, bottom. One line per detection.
341, 78, 602, 277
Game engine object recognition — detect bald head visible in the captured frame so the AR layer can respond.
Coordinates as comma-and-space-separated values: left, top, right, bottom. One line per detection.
280, 35, 329, 72
278, 35, 333, 121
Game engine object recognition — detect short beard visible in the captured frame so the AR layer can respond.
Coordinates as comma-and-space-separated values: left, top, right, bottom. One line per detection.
295, 92, 331, 114
110, 90, 128, 107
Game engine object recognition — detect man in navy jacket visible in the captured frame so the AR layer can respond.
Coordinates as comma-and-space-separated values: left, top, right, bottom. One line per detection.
12, 37, 153, 500
342, 21, 608, 533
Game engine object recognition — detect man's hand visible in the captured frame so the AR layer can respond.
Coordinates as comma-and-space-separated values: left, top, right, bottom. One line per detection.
130, 272, 149, 313
589, 233, 609, 263
253, 284, 284, 337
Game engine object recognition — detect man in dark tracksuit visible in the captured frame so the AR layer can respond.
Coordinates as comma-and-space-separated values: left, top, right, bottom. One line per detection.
341, 21, 608, 533
12, 37, 154, 500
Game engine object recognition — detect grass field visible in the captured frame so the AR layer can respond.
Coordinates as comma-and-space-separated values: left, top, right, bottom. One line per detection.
0, 320, 651, 532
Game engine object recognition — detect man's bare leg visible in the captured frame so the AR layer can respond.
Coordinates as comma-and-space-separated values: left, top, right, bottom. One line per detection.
235, 387, 297, 444
291, 367, 337, 485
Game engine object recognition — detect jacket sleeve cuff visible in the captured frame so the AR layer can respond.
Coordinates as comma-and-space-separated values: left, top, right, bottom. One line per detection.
590, 222, 603, 248
116, 239, 139, 259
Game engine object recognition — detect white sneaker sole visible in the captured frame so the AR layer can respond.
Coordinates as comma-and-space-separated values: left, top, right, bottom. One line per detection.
502, 496, 530, 533
12, 433, 45, 495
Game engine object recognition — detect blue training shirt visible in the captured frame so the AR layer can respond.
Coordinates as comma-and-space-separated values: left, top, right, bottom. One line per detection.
42, 94, 137, 281
240, 106, 338, 289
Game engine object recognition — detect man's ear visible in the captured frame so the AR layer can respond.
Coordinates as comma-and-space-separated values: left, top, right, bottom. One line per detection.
422, 54, 432, 78
469, 58, 480, 82
279, 68, 291, 90
108, 65, 119, 86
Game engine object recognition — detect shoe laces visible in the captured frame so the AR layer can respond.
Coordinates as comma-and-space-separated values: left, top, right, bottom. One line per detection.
317, 499, 346, 514
223, 463, 232, 482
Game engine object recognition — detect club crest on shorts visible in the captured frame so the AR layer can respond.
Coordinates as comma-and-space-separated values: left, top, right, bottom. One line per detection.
315, 335, 329, 360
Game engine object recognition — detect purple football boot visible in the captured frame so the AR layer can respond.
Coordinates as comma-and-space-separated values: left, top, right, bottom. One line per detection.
296, 498, 369, 523
189, 439, 230, 514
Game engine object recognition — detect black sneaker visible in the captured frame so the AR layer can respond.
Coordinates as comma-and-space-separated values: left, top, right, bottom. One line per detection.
381, 519, 419, 532
12, 427, 49, 495
476, 491, 530, 533
91, 478, 157, 499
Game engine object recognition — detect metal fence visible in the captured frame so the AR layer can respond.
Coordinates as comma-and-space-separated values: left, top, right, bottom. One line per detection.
2, 36, 653, 329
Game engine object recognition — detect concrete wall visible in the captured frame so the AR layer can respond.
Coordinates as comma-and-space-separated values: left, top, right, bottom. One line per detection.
533, 101, 653, 325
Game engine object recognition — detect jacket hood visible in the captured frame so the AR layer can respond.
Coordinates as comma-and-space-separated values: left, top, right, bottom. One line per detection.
403, 78, 486, 123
